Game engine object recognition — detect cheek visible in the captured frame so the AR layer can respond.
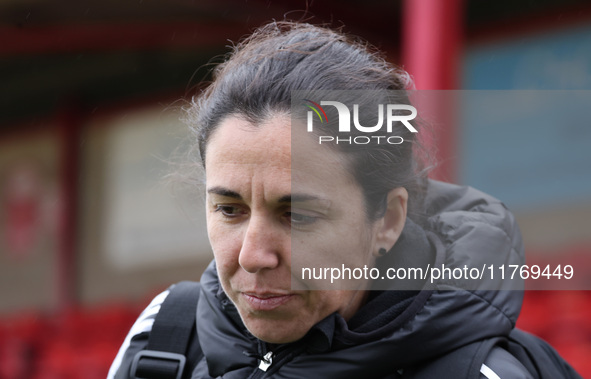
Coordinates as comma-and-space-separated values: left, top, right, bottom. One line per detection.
293, 223, 375, 268
207, 219, 243, 274
308, 290, 354, 318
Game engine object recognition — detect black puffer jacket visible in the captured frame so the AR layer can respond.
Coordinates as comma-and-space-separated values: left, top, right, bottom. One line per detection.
110, 181, 574, 378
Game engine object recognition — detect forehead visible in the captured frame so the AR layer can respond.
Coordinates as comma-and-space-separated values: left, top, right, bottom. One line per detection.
205, 115, 291, 171
204, 114, 356, 198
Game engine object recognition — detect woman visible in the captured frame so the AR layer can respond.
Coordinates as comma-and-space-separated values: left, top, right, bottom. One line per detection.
109, 22, 580, 378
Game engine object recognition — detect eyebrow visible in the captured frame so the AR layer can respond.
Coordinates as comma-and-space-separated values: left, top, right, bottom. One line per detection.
207, 186, 242, 200
278, 194, 325, 203
207, 187, 325, 204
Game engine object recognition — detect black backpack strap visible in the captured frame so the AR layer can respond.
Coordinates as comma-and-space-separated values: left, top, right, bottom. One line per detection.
402, 337, 502, 379
507, 328, 583, 379
131, 281, 201, 379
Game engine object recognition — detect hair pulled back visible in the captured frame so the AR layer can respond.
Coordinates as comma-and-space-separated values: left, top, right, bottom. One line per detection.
187, 21, 430, 222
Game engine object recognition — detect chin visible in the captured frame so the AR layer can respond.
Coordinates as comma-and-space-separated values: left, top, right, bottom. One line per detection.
244, 317, 307, 344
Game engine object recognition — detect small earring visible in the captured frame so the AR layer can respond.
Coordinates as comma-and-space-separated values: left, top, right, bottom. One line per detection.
378, 248, 387, 256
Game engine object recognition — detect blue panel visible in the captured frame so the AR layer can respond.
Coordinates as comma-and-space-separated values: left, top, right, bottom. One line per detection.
464, 25, 591, 90
459, 91, 591, 210
461, 25, 591, 210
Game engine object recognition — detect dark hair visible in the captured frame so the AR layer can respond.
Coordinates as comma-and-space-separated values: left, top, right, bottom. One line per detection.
187, 21, 431, 221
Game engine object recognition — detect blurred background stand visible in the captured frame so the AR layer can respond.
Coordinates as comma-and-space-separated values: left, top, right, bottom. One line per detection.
1, 0, 590, 377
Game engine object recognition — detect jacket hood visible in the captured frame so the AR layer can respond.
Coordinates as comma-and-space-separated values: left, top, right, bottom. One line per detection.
196, 180, 525, 378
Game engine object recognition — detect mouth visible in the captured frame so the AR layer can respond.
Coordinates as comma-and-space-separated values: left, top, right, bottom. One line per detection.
241, 292, 296, 311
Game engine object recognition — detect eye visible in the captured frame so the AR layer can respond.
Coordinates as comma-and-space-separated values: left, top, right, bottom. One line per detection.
214, 205, 247, 218
287, 211, 317, 226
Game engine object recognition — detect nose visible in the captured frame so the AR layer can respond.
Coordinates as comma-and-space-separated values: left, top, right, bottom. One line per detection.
238, 215, 283, 273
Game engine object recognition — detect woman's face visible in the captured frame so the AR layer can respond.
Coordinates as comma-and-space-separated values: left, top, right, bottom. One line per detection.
204, 114, 389, 344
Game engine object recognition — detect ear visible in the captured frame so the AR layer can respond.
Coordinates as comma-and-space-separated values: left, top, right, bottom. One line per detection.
373, 187, 408, 257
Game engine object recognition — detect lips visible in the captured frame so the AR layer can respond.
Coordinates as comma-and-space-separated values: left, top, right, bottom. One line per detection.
242, 292, 295, 311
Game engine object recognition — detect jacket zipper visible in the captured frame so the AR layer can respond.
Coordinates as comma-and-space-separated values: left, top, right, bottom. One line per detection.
249, 343, 304, 379
257, 351, 273, 372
